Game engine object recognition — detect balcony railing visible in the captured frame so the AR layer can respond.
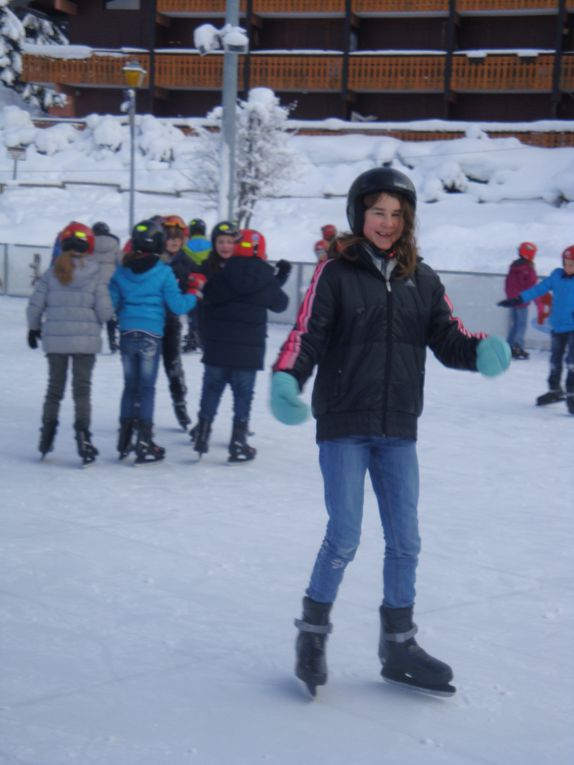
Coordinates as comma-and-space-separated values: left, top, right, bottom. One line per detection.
22, 50, 574, 94
156, 0, 574, 15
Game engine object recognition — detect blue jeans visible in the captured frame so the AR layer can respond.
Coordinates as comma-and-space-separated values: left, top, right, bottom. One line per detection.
307, 436, 421, 609
198, 365, 256, 423
119, 332, 162, 422
507, 306, 528, 348
549, 331, 574, 393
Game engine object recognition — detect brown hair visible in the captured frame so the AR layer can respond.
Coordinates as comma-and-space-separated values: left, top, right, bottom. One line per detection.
337, 192, 419, 278
53, 250, 86, 285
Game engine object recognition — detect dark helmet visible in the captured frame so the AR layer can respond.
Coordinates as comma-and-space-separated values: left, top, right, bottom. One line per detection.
211, 220, 240, 250
346, 167, 417, 236
92, 221, 111, 237
188, 217, 207, 236
131, 219, 166, 254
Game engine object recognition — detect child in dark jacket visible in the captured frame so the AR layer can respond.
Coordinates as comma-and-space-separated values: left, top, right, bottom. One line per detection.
109, 219, 198, 464
270, 167, 511, 698
503, 241, 539, 360
191, 222, 289, 462
499, 245, 574, 413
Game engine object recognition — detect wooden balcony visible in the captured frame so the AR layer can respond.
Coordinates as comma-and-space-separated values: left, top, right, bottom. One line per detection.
22, 50, 574, 95
156, 0, 574, 16
348, 55, 445, 92
23, 53, 151, 89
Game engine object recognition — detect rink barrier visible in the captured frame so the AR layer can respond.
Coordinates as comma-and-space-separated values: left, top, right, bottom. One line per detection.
0, 242, 551, 350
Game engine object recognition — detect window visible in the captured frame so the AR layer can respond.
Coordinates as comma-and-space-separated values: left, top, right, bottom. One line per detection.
105, 1, 141, 9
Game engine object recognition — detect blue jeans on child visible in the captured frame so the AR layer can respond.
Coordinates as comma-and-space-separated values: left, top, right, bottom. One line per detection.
507, 306, 528, 348
549, 331, 574, 392
306, 436, 421, 609
199, 365, 256, 423
119, 331, 162, 422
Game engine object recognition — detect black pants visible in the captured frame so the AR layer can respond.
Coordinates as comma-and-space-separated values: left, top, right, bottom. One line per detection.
162, 318, 187, 403
42, 353, 96, 426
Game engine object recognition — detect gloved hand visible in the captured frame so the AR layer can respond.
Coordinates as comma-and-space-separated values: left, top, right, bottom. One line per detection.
270, 371, 310, 425
187, 273, 207, 298
476, 336, 511, 377
497, 297, 523, 308
27, 329, 41, 349
275, 259, 292, 282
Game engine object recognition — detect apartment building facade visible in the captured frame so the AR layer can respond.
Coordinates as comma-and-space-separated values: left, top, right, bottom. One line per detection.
20, 1, 574, 123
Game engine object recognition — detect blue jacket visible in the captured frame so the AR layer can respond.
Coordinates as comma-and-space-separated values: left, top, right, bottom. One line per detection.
109, 257, 197, 337
521, 268, 574, 333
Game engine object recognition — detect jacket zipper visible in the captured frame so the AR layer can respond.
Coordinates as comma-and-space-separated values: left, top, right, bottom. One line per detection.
382, 276, 393, 435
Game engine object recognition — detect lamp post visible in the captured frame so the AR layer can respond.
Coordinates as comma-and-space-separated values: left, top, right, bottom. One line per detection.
122, 60, 147, 232
193, 2, 248, 221
7, 144, 27, 182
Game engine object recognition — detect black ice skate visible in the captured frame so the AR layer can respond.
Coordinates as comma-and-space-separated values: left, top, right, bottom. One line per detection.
74, 423, 99, 466
191, 417, 211, 458
379, 606, 456, 698
134, 422, 165, 464
173, 400, 191, 430
536, 388, 565, 406
39, 420, 58, 459
566, 394, 574, 415
117, 418, 135, 460
228, 419, 256, 463
511, 345, 529, 360
294, 597, 333, 698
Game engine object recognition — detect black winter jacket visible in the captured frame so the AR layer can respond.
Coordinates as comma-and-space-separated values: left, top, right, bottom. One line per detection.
273, 242, 483, 442
201, 256, 289, 370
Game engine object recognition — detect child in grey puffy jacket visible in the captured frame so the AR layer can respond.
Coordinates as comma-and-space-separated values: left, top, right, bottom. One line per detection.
27, 222, 113, 464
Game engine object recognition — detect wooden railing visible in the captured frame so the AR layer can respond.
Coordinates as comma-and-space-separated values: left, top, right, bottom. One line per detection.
157, 0, 574, 15
22, 53, 151, 88
22, 50, 574, 94
349, 55, 445, 91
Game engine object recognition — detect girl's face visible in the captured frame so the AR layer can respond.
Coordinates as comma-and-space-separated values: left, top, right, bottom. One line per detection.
363, 193, 404, 251
215, 235, 236, 259
563, 258, 574, 276
165, 235, 183, 255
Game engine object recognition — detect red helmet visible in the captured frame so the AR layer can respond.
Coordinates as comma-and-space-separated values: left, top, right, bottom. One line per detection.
60, 222, 95, 254
234, 229, 267, 260
518, 242, 537, 261
562, 245, 574, 262
162, 215, 189, 238
321, 224, 337, 241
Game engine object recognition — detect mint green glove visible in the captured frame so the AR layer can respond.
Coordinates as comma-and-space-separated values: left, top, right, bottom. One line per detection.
270, 372, 310, 425
476, 336, 511, 377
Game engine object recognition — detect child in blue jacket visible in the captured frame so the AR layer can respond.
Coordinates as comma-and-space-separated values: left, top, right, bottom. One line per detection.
499, 245, 574, 413
109, 219, 199, 463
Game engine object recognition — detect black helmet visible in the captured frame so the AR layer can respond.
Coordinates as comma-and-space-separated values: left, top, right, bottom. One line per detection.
188, 218, 207, 236
92, 221, 110, 236
131, 219, 166, 254
346, 167, 417, 236
211, 220, 240, 250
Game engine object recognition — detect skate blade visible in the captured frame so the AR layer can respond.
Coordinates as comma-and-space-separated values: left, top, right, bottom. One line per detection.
382, 675, 456, 698
133, 456, 165, 466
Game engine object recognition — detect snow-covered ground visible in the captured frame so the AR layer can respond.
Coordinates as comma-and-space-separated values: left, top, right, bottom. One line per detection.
0, 295, 572, 765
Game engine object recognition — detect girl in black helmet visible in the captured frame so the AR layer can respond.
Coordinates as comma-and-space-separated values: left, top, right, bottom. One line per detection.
270, 167, 511, 698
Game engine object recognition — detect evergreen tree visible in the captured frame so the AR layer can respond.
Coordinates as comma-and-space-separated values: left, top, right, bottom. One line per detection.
0, 0, 67, 111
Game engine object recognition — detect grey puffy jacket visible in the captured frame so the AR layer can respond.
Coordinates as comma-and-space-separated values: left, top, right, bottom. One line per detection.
27, 256, 114, 354
93, 233, 121, 285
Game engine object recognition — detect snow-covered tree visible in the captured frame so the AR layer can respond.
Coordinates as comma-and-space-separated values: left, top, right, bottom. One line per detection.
191, 88, 301, 228
0, 0, 67, 111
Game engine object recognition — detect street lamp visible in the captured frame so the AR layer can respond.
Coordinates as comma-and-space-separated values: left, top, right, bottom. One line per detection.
6, 144, 27, 182
194, 1, 249, 221
122, 59, 147, 232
